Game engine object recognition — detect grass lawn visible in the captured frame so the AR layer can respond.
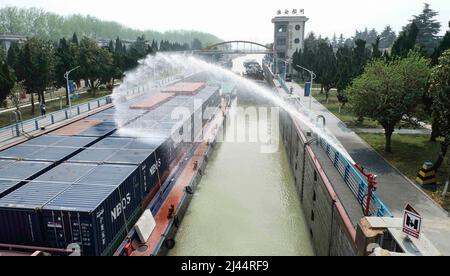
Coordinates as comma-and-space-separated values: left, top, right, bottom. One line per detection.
0, 90, 111, 128
313, 90, 380, 129
306, 87, 424, 130
358, 133, 450, 211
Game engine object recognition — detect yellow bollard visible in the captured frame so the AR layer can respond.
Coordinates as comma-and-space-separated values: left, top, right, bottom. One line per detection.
415, 162, 437, 191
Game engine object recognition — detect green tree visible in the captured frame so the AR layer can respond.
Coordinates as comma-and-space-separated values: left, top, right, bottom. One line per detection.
372, 37, 382, 59
72, 32, 79, 45
151, 40, 159, 52
345, 52, 430, 153
392, 22, 419, 58
0, 7, 223, 46
6, 42, 20, 70
107, 40, 114, 53
429, 50, 450, 171
331, 33, 338, 48
338, 34, 345, 47
106, 39, 124, 88
191, 38, 202, 50
334, 40, 370, 111
336, 46, 353, 110
379, 25, 397, 49
422, 22, 450, 142
0, 45, 5, 61
431, 22, 450, 65
353, 28, 378, 47
20, 37, 55, 115
131, 35, 148, 57
79, 37, 113, 97
315, 41, 337, 102
353, 39, 370, 74
412, 3, 442, 55
0, 60, 16, 106
115, 37, 124, 54
55, 38, 80, 105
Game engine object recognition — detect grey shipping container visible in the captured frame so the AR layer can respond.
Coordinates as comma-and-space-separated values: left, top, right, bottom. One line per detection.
69, 137, 167, 196
42, 167, 143, 256
0, 160, 54, 198
22, 135, 97, 148
0, 136, 98, 162
0, 181, 73, 245
33, 163, 98, 183
77, 122, 117, 137
0, 159, 14, 169
0, 163, 142, 255
0, 179, 27, 199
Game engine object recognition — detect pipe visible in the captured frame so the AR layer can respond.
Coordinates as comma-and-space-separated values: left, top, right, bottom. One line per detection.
354, 164, 378, 216
316, 115, 326, 129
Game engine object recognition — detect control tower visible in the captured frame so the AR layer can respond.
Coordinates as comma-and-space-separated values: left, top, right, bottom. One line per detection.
272, 9, 309, 74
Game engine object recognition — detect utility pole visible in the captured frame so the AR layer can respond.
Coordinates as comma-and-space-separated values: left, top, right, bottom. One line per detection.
278, 58, 291, 79
295, 64, 316, 111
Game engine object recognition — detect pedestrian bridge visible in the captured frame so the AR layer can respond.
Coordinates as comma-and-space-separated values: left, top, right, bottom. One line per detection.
195, 40, 274, 55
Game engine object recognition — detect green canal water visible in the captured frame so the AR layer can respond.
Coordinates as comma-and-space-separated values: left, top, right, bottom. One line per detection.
168, 101, 314, 256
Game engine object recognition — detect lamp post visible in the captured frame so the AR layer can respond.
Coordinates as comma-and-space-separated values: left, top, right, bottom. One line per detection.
64, 66, 80, 118
294, 64, 316, 111
277, 58, 290, 79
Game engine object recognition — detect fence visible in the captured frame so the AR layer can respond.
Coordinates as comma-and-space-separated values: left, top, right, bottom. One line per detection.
277, 75, 291, 93
0, 75, 182, 145
318, 136, 394, 217
0, 96, 112, 144
271, 66, 393, 217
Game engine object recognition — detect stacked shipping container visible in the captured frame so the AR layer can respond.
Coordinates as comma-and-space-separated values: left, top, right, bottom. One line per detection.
0, 83, 221, 255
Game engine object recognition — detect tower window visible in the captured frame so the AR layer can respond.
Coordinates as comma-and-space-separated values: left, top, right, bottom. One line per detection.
277, 38, 287, 46
278, 26, 287, 33
294, 38, 300, 44
295, 25, 301, 31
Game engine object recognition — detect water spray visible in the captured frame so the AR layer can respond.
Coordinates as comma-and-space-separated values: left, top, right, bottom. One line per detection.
111, 52, 356, 163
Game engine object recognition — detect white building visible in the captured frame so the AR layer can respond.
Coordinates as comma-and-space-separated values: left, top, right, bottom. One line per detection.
272, 10, 308, 74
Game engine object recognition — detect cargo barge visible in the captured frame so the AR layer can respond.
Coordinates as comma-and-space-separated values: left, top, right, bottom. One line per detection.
0, 77, 227, 256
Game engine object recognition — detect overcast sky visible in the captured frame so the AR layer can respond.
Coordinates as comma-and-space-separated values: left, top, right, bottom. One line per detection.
0, 0, 448, 43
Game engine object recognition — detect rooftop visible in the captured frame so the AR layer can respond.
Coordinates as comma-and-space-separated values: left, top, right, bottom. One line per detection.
161, 82, 206, 95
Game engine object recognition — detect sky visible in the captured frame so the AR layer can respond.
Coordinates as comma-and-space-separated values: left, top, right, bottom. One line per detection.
0, 0, 449, 44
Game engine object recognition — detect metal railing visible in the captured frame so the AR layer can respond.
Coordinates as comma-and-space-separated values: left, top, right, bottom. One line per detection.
277, 75, 291, 93
318, 136, 394, 217
0, 75, 181, 145
0, 95, 112, 144
272, 68, 393, 218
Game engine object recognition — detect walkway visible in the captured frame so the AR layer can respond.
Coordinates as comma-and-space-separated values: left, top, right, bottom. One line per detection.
283, 81, 450, 255
0, 90, 90, 115
0, 103, 113, 150
353, 128, 432, 135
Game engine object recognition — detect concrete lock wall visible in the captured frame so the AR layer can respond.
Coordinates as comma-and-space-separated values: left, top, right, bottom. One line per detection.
280, 109, 357, 256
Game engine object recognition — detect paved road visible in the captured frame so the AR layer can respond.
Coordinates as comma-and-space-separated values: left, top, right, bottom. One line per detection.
284, 81, 450, 255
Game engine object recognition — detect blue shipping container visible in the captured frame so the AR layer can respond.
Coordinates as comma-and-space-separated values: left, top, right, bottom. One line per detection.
42, 165, 143, 256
